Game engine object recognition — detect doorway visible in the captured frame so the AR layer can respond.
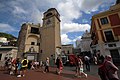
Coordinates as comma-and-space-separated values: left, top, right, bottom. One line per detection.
110, 49, 120, 65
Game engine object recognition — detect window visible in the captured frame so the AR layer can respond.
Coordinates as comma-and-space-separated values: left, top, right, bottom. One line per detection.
46, 13, 52, 17
108, 44, 116, 47
110, 49, 120, 64
104, 30, 114, 42
31, 27, 39, 34
29, 47, 35, 52
31, 42, 35, 45
37, 43, 40, 46
100, 17, 109, 25
46, 19, 51, 25
0, 54, 2, 60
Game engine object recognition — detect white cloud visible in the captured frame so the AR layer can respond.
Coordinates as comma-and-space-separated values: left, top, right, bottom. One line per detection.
73, 0, 115, 14
61, 23, 90, 34
0, 23, 18, 32
13, 6, 27, 14
0, 0, 115, 45
61, 33, 82, 45
73, 36, 82, 42
57, 1, 82, 23
61, 34, 72, 44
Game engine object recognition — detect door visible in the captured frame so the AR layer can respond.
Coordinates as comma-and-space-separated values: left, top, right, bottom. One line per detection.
110, 49, 120, 65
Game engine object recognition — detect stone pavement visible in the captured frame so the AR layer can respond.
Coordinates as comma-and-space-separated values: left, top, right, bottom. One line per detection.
0, 67, 100, 80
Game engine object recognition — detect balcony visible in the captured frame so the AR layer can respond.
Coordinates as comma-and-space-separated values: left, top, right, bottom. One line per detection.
25, 44, 39, 53
104, 39, 119, 43
104, 41, 120, 50
28, 30, 40, 38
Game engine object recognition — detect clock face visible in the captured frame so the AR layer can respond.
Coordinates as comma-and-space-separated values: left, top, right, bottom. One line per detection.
45, 18, 53, 27
46, 19, 51, 25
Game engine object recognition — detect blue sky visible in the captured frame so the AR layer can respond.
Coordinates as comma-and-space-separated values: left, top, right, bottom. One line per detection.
0, 0, 116, 46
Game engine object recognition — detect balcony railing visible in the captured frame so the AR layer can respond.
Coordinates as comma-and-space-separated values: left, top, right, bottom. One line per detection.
104, 41, 120, 49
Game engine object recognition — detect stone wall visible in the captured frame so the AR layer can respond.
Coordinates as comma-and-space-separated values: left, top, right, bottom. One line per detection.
17, 23, 28, 58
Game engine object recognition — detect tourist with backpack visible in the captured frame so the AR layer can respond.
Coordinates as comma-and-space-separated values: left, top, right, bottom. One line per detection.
17, 57, 28, 77
98, 55, 119, 80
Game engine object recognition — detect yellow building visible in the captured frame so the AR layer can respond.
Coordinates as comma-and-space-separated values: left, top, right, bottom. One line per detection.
61, 44, 74, 54
17, 8, 61, 61
90, 0, 120, 64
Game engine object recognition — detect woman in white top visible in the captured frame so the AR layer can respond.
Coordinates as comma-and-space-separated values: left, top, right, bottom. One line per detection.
78, 57, 87, 78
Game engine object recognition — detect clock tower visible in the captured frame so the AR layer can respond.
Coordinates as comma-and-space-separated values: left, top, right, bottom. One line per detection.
40, 8, 61, 61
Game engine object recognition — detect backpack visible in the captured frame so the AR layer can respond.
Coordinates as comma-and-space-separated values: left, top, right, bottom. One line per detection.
98, 61, 109, 80
22, 59, 27, 65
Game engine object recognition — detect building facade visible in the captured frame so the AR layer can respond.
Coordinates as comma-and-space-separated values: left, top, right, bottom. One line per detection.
0, 47, 18, 66
61, 44, 74, 55
17, 8, 61, 61
90, 1, 120, 64
76, 30, 92, 52
0, 37, 7, 43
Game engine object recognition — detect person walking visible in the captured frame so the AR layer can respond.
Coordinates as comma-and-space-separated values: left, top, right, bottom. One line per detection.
99, 55, 105, 64
58, 57, 63, 75
43, 57, 50, 73
75, 56, 79, 77
14, 58, 20, 75
55, 57, 60, 74
17, 60, 22, 76
84, 55, 90, 71
99, 55, 119, 80
93, 55, 98, 65
77, 56, 87, 78
17, 57, 29, 77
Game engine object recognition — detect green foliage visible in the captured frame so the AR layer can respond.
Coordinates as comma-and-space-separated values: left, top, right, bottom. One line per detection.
0, 32, 17, 40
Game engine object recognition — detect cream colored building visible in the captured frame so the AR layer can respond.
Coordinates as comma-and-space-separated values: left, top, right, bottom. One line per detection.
0, 46, 18, 66
17, 8, 61, 61
90, 0, 120, 64
0, 37, 8, 43
76, 30, 92, 52
61, 44, 74, 54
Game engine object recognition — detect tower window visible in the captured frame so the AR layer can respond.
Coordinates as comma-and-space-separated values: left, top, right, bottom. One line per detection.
37, 43, 40, 46
100, 17, 109, 25
31, 27, 39, 34
46, 13, 52, 17
31, 42, 35, 45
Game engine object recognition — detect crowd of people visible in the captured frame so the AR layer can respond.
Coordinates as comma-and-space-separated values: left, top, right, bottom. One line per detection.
4, 57, 41, 77
2, 54, 120, 80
